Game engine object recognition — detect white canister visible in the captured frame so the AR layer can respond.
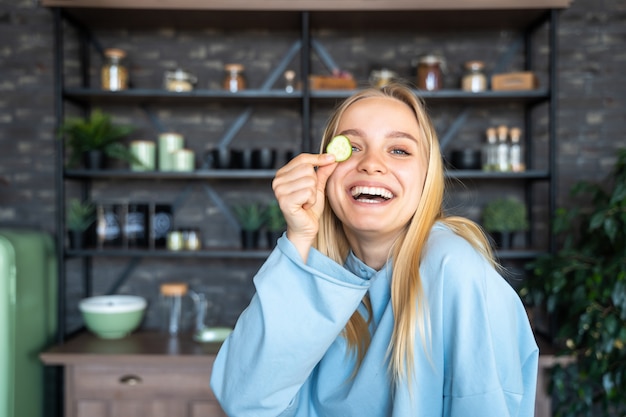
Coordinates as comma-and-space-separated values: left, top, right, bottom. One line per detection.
158, 132, 184, 171
171, 149, 195, 172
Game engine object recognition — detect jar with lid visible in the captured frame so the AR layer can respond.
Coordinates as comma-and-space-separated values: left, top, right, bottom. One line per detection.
461, 60, 487, 92
101, 48, 128, 91
160, 282, 189, 336
164, 68, 197, 92
416, 54, 444, 91
223, 63, 246, 92
369, 68, 398, 88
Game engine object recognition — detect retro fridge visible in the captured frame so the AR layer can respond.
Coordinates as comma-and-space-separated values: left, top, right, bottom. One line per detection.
0, 229, 57, 417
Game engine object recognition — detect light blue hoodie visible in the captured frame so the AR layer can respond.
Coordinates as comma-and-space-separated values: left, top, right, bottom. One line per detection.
211, 223, 539, 416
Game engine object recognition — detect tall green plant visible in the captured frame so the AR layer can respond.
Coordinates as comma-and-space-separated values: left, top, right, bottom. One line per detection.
521, 149, 626, 417
58, 108, 137, 167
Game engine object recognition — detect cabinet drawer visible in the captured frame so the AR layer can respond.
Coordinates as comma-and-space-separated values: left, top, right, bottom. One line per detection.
71, 364, 216, 400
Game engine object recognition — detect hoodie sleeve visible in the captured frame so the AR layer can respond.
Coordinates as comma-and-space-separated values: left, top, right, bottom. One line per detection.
210, 235, 370, 417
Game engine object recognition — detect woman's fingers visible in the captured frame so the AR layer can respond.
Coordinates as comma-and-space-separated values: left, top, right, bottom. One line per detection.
272, 153, 337, 235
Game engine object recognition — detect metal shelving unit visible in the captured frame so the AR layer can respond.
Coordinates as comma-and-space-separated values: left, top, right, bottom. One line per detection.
48, 3, 563, 341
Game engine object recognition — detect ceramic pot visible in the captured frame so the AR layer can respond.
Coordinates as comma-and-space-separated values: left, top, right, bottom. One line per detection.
232, 149, 253, 169
252, 148, 276, 170
491, 231, 513, 249
68, 230, 85, 250
240, 230, 260, 249
83, 150, 105, 170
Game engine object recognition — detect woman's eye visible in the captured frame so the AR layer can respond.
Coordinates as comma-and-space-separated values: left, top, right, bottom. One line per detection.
391, 148, 410, 155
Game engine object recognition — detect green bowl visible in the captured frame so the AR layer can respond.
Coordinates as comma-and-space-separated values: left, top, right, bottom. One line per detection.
79, 295, 147, 339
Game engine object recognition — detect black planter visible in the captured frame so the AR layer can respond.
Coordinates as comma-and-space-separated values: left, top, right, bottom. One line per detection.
68, 230, 85, 250
83, 150, 105, 170
206, 148, 232, 169
266, 230, 284, 248
232, 149, 253, 169
492, 231, 513, 249
240, 230, 260, 249
252, 148, 276, 170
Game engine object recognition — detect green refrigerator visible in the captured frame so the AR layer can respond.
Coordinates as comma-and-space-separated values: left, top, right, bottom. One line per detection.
0, 229, 57, 417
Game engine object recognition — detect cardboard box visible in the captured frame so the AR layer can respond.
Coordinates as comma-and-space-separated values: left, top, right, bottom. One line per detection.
491, 71, 538, 91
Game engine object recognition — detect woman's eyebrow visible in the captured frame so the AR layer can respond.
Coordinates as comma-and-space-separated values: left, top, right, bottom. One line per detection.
387, 130, 419, 143
338, 128, 419, 143
338, 128, 363, 137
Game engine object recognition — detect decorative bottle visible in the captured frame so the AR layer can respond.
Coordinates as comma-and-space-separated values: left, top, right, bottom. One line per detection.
496, 125, 510, 172
482, 127, 498, 171
509, 127, 525, 172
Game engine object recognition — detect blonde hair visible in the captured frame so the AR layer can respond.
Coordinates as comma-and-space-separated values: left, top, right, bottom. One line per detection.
314, 83, 496, 383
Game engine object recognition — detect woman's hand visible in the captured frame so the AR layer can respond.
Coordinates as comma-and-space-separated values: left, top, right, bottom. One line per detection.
272, 153, 337, 261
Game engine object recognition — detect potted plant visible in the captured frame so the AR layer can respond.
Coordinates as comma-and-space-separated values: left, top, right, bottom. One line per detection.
232, 202, 266, 249
58, 108, 138, 169
520, 149, 626, 417
481, 197, 529, 249
265, 200, 286, 248
66, 198, 96, 249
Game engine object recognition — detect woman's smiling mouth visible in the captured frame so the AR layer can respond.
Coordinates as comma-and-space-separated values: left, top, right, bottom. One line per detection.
350, 186, 394, 203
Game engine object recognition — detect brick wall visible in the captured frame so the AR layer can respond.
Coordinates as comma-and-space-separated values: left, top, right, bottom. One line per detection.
0, 0, 624, 332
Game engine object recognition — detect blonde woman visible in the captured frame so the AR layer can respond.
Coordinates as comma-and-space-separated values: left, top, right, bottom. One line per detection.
210, 83, 538, 416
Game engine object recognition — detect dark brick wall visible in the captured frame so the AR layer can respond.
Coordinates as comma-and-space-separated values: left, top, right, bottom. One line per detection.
0, 0, 624, 332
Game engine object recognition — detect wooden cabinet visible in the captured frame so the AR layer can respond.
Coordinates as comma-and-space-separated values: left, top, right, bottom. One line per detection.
41, 332, 226, 417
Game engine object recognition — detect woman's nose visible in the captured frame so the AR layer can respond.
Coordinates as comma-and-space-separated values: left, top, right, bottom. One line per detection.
357, 150, 386, 174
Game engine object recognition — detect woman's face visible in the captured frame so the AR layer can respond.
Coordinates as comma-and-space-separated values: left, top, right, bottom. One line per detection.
326, 96, 428, 243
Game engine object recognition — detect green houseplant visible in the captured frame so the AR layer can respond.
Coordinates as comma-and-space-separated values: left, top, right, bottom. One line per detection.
232, 203, 267, 249
58, 108, 137, 169
265, 200, 286, 248
482, 197, 529, 249
521, 149, 626, 417
66, 198, 96, 249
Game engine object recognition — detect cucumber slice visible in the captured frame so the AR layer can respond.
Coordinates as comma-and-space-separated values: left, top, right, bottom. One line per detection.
326, 135, 352, 162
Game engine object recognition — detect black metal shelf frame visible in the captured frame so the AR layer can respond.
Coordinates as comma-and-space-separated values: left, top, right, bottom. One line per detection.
52, 7, 560, 342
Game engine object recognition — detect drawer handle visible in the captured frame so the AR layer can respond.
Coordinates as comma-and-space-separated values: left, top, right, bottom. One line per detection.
119, 375, 142, 386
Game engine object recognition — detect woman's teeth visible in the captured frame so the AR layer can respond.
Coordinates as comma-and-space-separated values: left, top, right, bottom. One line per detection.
350, 186, 393, 202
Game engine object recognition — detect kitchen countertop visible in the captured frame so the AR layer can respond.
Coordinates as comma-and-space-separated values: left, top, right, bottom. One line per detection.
40, 331, 223, 366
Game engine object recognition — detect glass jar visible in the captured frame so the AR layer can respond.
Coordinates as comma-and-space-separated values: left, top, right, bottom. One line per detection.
164, 68, 197, 92
101, 48, 128, 91
416, 54, 444, 91
284, 70, 296, 93
160, 282, 189, 337
461, 60, 487, 92
369, 68, 398, 88
223, 63, 246, 92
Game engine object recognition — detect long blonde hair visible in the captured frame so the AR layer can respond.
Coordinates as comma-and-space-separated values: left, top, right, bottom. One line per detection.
314, 83, 496, 383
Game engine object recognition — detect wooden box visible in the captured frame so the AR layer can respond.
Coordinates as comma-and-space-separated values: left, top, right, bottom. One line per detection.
491, 71, 538, 91
309, 75, 357, 90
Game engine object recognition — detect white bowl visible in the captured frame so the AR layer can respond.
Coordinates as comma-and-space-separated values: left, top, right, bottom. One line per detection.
79, 295, 147, 339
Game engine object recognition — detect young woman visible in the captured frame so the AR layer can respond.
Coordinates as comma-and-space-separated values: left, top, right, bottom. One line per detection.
210, 83, 538, 417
